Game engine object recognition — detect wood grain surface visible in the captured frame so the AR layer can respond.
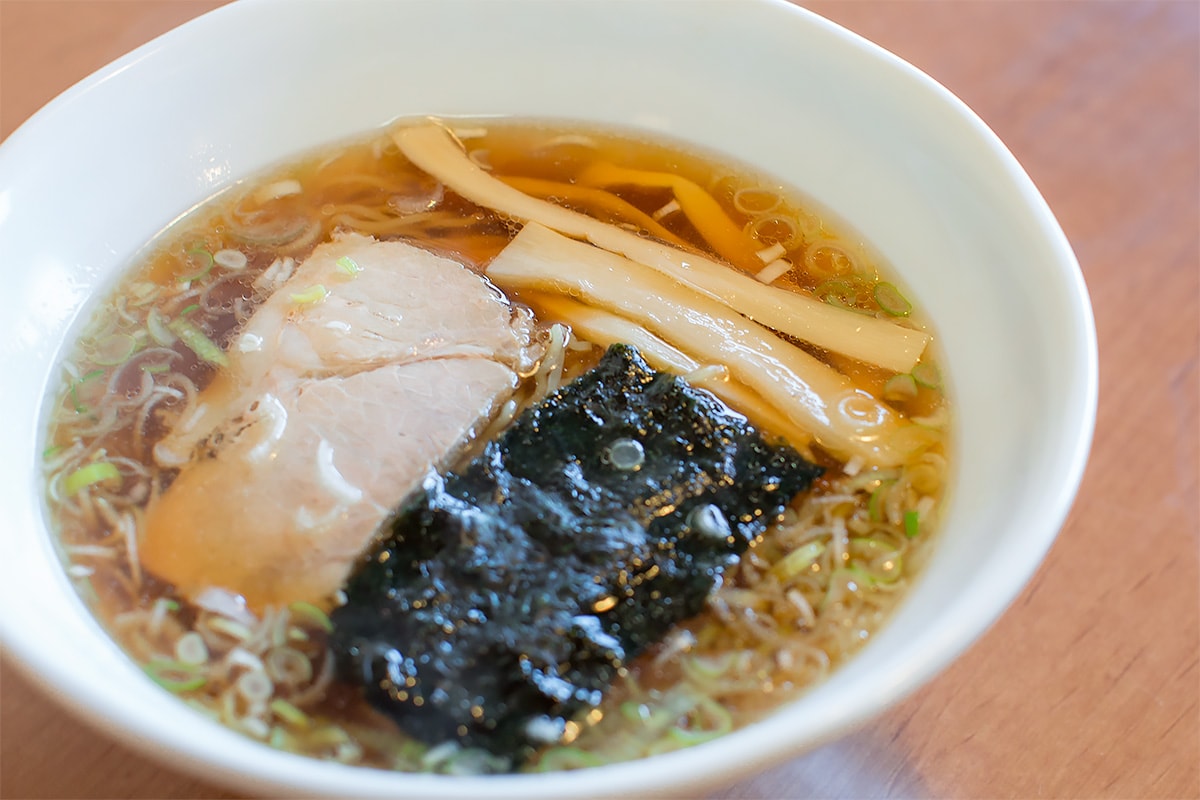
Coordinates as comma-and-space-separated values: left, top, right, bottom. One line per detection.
1, 1, 1197, 798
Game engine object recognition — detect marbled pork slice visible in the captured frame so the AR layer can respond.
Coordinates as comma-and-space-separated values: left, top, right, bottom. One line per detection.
140, 235, 537, 610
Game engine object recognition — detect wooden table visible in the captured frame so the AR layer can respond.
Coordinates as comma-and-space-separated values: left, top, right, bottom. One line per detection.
2, 1, 1196, 797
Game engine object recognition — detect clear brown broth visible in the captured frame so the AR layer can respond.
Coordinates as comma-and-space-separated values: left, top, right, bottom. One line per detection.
42, 119, 949, 773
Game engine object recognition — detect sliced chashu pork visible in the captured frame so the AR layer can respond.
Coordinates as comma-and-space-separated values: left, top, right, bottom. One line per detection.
141, 233, 539, 611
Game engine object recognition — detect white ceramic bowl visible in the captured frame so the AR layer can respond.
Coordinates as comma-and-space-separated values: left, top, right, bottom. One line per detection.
0, 1, 1097, 797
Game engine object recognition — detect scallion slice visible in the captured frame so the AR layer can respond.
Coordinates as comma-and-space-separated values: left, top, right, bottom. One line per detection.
214, 249, 248, 270
64, 461, 121, 496
770, 541, 826, 582
143, 659, 207, 693
269, 698, 311, 728
92, 332, 137, 366
680, 653, 737, 681
288, 601, 333, 632
844, 564, 876, 589
534, 746, 606, 772
168, 318, 228, 367
290, 284, 328, 305
146, 308, 176, 346
912, 362, 941, 390
904, 510, 921, 538
179, 248, 214, 283
70, 368, 104, 413
128, 281, 160, 307
849, 537, 893, 556
850, 537, 904, 583
335, 255, 362, 277
868, 479, 896, 522
669, 724, 724, 746
873, 281, 912, 316
268, 726, 291, 750
883, 373, 918, 402
815, 277, 858, 306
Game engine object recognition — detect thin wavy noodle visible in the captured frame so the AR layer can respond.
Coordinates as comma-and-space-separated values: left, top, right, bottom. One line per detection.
42, 120, 949, 774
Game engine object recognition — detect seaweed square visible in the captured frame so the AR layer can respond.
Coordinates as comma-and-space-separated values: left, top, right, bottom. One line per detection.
330, 345, 822, 762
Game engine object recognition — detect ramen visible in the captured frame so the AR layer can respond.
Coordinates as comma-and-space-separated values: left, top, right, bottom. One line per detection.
42, 119, 949, 773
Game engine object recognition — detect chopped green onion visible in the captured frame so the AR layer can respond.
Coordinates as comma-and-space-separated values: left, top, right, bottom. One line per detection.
815, 277, 873, 314
335, 255, 362, 277
179, 248, 214, 283
868, 479, 896, 522
308, 725, 352, 747
669, 724, 723, 746
844, 564, 875, 588
440, 746, 511, 775
288, 601, 333, 632
268, 725, 291, 749
817, 565, 872, 613
883, 373, 918, 402
815, 277, 859, 306
872, 554, 904, 583
184, 699, 220, 721
179, 303, 200, 317
290, 284, 328, 305
770, 541, 826, 582
849, 538, 904, 583
167, 318, 228, 367
669, 699, 733, 745
912, 362, 941, 390
873, 281, 912, 316
143, 660, 207, 693
64, 461, 122, 496
128, 281, 160, 307
681, 652, 734, 681
849, 537, 894, 556
393, 739, 430, 769
70, 368, 105, 413
269, 698, 311, 728
214, 248, 248, 270
620, 700, 650, 722
92, 332, 137, 366
207, 617, 253, 641
75, 576, 99, 604
904, 510, 921, 538
42, 444, 62, 460
174, 631, 210, 665
146, 308, 176, 346
535, 746, 606, 772
140, 363, 171, 373
827, 296, 873, 315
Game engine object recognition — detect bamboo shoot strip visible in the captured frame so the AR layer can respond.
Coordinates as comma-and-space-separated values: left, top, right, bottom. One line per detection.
497, 175, 691, 249
525, 291, 813, 449
488, 223, 909, 467
575, 162, 764, 272
393, 123, 929, 373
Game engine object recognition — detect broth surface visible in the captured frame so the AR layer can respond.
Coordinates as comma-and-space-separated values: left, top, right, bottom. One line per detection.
42, 119, 950, 772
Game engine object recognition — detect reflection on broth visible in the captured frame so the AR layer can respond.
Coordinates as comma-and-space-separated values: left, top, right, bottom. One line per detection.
42, 119, 949, 773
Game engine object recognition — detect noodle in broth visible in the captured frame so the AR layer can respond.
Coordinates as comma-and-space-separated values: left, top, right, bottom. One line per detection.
42, 119, 949, 773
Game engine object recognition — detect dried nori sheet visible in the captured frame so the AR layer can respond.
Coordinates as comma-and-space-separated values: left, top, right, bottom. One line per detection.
329, 344, 822, 763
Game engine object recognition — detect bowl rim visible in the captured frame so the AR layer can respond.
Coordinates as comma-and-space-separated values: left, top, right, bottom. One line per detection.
0, 0, 1098, 796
